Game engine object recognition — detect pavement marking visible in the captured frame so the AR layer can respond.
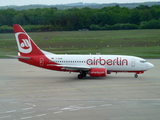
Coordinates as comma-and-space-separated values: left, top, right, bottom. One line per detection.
0, 110, 16, 114
54, 111, 63, 114
25, 103, 36, 107
37, 114, 46, 117
61, 107, 73, 110
5, 110, 16, 113
23, 107, 33, 111
0, 83, 160, 97
21, 116, 32, 120
70, 109, 81, 111
101, 104, 112, 106
85, 106, 96, 109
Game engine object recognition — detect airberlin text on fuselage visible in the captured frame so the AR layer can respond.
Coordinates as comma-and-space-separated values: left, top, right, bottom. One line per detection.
86, 57, 128, 66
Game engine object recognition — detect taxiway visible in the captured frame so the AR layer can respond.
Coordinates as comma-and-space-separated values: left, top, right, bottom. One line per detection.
0, 59, 160, 120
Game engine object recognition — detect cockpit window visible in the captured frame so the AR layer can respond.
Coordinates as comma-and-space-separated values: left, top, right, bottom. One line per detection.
140, 60, 147, 63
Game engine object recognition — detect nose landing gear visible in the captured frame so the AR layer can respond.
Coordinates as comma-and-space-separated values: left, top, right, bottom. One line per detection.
134, 71, 144, 78
134, 74, 138, 78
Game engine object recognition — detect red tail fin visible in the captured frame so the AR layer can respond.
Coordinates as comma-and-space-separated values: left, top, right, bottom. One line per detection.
13, 24, 43, 56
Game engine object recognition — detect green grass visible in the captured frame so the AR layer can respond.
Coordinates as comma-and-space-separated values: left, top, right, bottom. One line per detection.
0, 29, 160, 58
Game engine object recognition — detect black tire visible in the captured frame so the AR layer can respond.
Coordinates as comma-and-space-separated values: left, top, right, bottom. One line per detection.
78, 74, 83, 79
134, 74, 138, 78
82, 73, 86, 77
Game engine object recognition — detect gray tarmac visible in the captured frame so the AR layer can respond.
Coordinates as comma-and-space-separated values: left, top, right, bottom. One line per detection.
0, 59, 160, 120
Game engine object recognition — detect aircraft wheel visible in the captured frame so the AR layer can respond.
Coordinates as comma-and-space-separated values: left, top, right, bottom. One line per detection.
78, 74, 83, 79
134, 74, 138, 78
82, 73, 86, 77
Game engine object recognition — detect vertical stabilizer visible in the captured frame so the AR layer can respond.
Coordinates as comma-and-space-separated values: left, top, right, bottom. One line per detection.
13, 24, 43, 56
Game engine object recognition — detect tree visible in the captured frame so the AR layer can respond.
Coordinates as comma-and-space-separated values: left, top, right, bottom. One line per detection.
139, 9, 153, 22
0, 14, 7, 26
12, 13, 27, 25
1, 5, 160, 32
2, 8, 18, 26
89, 24, 101, 30
128, 9, 140, 25
144, 20, 160, 29
136, 5, 150, 10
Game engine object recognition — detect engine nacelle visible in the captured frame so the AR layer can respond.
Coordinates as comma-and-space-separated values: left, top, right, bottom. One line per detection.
89, 68, 107, 77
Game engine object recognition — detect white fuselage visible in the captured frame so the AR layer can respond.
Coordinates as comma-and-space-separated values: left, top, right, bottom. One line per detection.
46, 54, 154, 72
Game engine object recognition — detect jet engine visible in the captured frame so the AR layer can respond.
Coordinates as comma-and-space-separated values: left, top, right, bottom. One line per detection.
89, 68, 107, 77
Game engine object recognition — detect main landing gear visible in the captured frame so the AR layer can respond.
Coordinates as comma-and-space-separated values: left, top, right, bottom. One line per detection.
78, 71, 86, 79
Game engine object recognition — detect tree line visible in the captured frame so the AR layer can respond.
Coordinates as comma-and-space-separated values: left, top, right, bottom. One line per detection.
0, 5, 160, 33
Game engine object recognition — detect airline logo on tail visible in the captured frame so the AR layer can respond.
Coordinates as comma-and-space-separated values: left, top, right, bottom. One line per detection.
15, 32, 32, 53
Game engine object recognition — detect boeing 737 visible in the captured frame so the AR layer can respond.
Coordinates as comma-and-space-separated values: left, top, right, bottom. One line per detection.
12, 24, 154, 79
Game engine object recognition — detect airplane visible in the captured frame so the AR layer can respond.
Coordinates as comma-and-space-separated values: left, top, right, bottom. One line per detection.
12, 24, 154, 79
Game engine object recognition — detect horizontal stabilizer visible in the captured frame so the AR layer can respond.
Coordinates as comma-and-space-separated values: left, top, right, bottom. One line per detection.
6, 55, 31, 60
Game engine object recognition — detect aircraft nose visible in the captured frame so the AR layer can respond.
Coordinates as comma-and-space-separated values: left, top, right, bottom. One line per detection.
147, 62, 154, 69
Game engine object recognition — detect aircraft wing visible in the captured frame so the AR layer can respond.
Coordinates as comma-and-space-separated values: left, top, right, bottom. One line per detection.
47, 64, 91, 71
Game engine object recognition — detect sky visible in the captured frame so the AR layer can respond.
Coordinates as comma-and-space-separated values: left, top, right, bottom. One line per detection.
0, 0, 159, 6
